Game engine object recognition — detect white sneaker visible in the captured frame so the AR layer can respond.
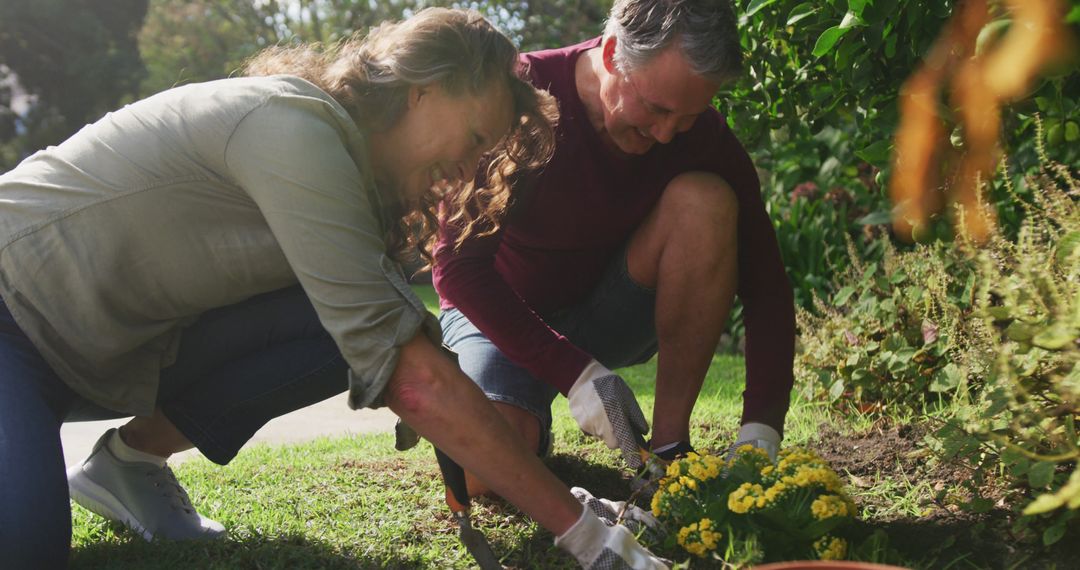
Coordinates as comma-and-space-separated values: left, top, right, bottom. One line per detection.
67, 429, 226, 541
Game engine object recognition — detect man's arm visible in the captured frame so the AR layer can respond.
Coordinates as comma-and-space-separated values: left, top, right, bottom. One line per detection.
433, 221, 591, 394
726, 137, 796, 435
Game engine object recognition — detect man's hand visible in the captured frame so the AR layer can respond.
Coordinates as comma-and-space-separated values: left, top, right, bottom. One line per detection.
555, 504, 669, 570
570, 487, 659, 534
567, 361, 649, 469
725, 422, 782, 461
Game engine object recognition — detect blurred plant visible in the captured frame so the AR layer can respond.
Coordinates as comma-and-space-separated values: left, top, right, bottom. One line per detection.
648, 446, 857, 564
890, 0, 1077, 242
797, 122, 1079, 543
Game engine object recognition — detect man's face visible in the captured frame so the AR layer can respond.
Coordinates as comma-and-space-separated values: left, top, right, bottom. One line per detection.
597, 39, 719, 155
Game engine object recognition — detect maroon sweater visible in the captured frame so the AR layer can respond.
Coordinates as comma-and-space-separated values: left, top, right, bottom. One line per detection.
433, 38, 794, 430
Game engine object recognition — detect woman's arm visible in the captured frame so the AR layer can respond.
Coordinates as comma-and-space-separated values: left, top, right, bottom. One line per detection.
383, 332, 581, 534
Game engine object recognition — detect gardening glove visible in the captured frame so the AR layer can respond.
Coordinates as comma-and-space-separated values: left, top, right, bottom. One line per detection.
570, 486, 660, 535
555, 505, 669, 570
567, 360, 649, 470
725, 422, 781, 461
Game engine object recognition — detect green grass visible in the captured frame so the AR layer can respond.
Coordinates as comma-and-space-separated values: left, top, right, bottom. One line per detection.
65, 286, 925, 568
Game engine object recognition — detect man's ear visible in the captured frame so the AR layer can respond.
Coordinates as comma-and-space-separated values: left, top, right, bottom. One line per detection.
601, 36, 619, 75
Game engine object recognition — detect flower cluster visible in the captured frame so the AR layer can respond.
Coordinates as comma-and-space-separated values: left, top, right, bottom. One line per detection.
676, 518, 722, 557
647, 446, 857, 563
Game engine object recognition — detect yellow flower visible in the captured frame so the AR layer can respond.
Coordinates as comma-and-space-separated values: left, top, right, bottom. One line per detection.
761, 465, 775, 476
666, 462, 683, 478
668, 482, 682, 494
677, 519, 722, 558
813, 535, 848, 560
650, 489, 664, 517
763, 481, 787, 502
727, 482, 765, 514
811, 494, 850, 520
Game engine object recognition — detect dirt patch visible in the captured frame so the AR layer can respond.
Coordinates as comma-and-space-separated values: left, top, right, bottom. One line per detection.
811, 423, 1080, 569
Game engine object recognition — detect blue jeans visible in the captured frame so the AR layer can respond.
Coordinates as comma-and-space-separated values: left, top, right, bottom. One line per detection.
0, 286, 348, 568
439, 251, 657, 451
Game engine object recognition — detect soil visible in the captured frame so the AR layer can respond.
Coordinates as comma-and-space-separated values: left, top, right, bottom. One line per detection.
811, 423, 1080, 569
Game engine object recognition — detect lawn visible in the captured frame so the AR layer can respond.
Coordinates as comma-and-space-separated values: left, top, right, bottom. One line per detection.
68, 287, 1078, 569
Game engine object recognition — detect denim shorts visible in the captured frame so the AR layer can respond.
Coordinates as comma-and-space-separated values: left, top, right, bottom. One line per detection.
439, 250, 658, 447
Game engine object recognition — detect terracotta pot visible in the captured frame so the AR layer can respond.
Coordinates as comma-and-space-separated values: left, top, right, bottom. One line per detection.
752, 562, 910, 570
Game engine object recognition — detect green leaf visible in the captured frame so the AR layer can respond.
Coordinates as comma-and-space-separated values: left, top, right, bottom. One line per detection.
855, 139, 892, 166
1033, 323, 1078, 350
1006, 321, 1039, 342
1023, 492, 1066, 515
847, 0, 869, 17
829, 379, 846, 401
930, 364, 962, 393
839, 11, 865, 29
1056, 231, 1080, 265
856, 210, 893, 225
812, 26, 850, 57
834, 286, 856, 307
1066, 122, 1080, 143
1069, 5, 1080, 24
745, 0, 779, 18
786, 3, 818, 26
1029, 461, 1056, 489
1043, 522, 1066, 546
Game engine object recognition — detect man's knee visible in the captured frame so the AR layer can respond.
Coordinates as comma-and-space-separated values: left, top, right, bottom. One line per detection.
658, 171, 738, 230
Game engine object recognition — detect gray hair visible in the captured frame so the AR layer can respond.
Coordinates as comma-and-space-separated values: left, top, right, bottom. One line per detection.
603, 0, 743, 85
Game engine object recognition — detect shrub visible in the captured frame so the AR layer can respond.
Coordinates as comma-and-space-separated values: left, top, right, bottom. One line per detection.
795, 134, 1079, 541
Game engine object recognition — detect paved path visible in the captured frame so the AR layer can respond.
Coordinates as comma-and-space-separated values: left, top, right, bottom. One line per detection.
60, 393, 399, 466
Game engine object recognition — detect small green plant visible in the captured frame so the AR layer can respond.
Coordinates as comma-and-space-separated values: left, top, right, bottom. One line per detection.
795, 236, 987, 414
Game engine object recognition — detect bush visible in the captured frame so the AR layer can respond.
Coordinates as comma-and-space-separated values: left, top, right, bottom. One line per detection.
795, 135, 1079, 541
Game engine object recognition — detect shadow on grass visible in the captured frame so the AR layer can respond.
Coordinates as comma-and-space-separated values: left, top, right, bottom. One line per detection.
70, 531, 444, 570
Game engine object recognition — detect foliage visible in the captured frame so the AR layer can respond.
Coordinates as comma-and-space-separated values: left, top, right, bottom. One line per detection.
794, 236, 986, 412
714, 0, 1080, 318
0, 0, 149, 170
648, 446, 857, 564
796, 132, 1080, 541
931, 147, 1079, 545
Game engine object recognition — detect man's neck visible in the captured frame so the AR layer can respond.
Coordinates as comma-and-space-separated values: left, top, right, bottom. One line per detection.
574, 47, 628, 157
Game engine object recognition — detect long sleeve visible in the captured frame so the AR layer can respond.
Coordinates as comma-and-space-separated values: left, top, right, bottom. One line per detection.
225, 95, 440, 409
725, 135, 796, 433
433, 217, 591, 395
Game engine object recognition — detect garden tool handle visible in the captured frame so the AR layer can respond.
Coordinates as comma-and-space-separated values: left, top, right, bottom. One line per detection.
434, 447, 471, 512
434, 447, 504, 570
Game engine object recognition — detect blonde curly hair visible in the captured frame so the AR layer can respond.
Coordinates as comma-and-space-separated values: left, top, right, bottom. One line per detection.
243, 8, 557, 262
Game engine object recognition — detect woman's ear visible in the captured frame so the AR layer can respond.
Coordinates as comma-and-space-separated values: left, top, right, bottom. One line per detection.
407, 84, 430, 110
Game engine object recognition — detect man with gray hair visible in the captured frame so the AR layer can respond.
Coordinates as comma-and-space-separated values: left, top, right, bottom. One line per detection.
434, 0, 794, 490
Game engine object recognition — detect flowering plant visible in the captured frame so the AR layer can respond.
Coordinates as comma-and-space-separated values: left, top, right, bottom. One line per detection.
648, 445, 856, 563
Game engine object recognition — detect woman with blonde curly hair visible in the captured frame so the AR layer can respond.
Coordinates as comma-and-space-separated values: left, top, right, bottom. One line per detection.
0, 8, 664, 569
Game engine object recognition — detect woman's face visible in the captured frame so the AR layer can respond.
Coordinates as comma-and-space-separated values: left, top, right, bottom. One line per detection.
372, 79, 514, 206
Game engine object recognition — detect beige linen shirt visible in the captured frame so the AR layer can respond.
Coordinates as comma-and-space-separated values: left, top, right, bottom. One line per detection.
0, 75, 439, 416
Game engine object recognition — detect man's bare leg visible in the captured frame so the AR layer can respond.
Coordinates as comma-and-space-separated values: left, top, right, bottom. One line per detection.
625, 171, 739, 448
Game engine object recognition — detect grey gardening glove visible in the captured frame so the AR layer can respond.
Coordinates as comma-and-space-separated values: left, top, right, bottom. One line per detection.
567, 361, 649, 470
570, 486, 660, 536
724, 422, 782, 461
555, 505, 669, 570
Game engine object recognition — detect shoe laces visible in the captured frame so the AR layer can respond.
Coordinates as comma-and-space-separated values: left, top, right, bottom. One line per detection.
145, 465, 196, 515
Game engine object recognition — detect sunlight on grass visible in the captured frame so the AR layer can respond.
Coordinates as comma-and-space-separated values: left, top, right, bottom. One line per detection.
67, 293, 929, 568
